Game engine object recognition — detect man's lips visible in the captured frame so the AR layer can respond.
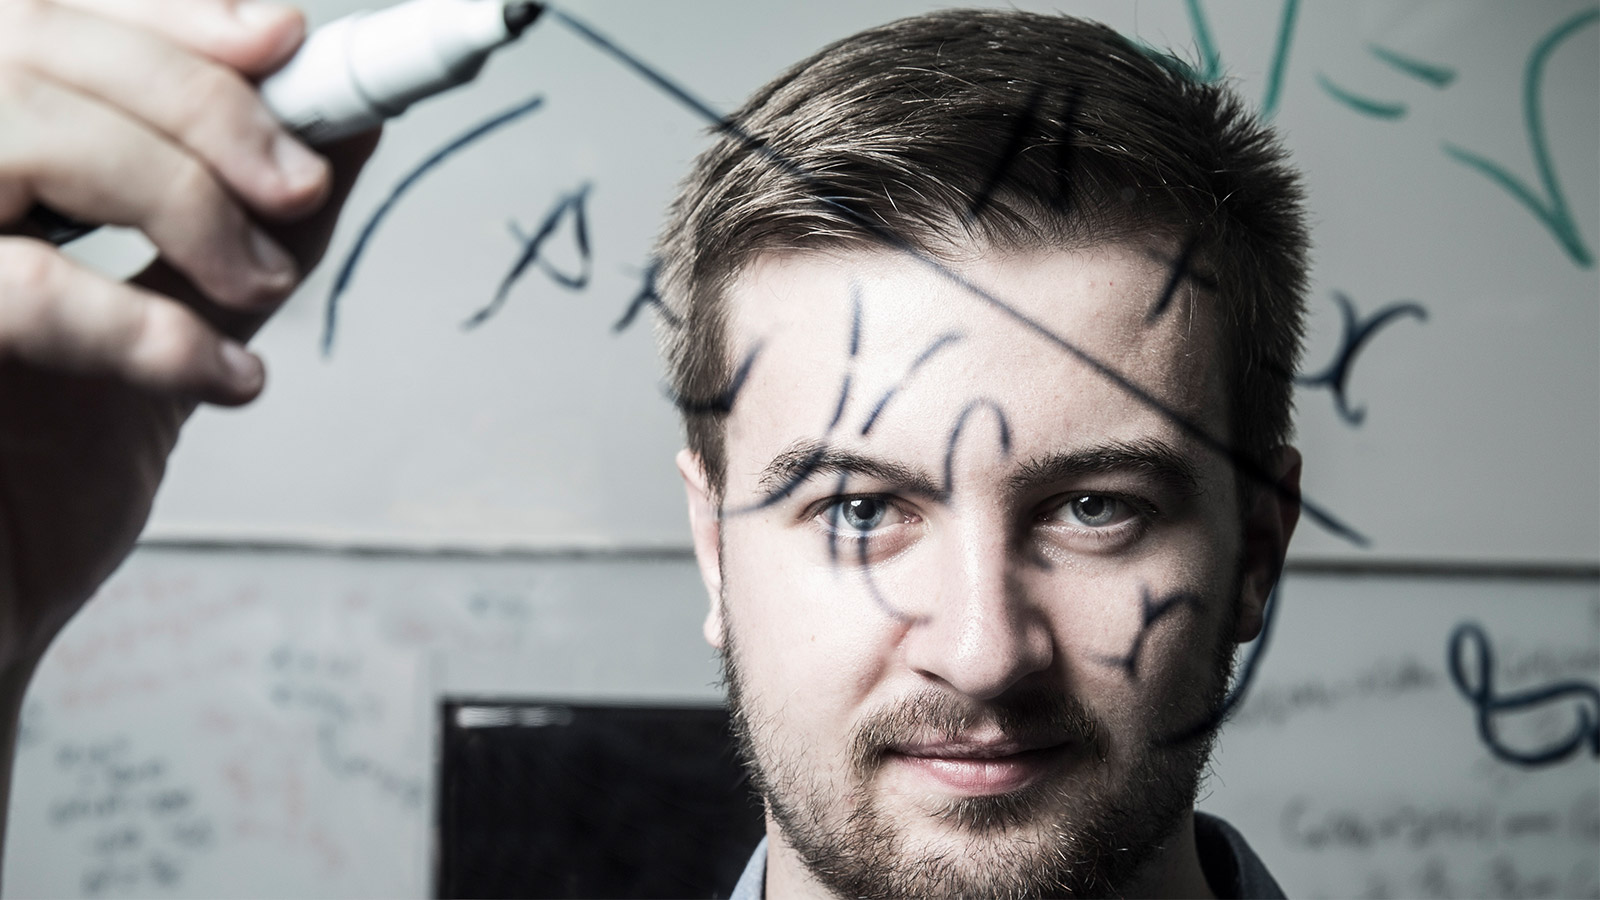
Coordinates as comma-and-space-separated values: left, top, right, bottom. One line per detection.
885, 738, 1072, 795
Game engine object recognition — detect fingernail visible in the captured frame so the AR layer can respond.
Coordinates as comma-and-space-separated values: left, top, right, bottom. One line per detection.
236, 2, 305, 67
273, 133, 328, 193
246, 229, 300, 296
248, 227, 295, 274
234, 0, 296, 30
218, 341, 264, 393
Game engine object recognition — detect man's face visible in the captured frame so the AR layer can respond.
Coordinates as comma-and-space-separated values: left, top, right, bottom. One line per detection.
688, 242, 1269, 898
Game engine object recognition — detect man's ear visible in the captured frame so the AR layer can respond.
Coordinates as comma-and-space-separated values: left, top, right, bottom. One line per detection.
1235, 446, 1302, 642
677, 449, 726, 649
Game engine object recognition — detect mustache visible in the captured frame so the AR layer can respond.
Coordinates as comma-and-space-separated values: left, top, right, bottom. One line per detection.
849, 687, 1106, 772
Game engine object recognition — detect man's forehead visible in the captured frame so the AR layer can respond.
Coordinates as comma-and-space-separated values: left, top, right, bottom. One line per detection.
727, 241, 1182, 336
719, 241, 1231, 485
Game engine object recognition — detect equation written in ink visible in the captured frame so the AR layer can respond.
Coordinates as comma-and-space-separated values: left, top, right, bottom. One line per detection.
46, 736, 215, 897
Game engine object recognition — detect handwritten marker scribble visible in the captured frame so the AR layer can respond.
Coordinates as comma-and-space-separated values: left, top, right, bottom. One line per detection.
1161, 582, 1282, 747
855, 508, 923, 623
825, 285, 865, 431
1147, 233, 1206, 322
966, 82, 1047, 221
1442, 7, 1598, 268
859, 332, 965, 436
1366, 43, 1456, 88
940, 399, 1012, 499
1316, 73, 1408, 120
463, 182, 594, 329
1448, 621, 1600, 768
547, 5, 1366, 547
826, 471, 849, 569
734, 443, 828, 515
1096, 586, 1204, 680
612, 259, 681, 332
1297, 291, 1427, 426
664, 341, 764, 418
1181, 0, 1300, 118
322, 94, 545, 354
1317, 43, 1457, 120
965, 83, 1082, 218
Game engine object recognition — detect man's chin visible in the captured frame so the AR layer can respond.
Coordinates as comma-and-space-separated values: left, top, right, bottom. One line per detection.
813, 788, 1095, 900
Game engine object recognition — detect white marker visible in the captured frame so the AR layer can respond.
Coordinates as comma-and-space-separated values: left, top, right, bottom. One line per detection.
32, 0, 544, 243
262, 0, 545, 145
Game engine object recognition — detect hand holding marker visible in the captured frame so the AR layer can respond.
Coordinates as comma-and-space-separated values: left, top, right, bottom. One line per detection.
32, 0, 545, 244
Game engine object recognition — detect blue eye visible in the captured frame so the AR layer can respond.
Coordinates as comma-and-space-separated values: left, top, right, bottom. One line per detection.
832, 497, 890, 532
1063, 494, 1126, 528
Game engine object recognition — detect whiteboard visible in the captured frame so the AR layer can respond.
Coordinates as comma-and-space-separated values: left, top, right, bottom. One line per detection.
73, 0, 1592, 564
14, 1, 1600, 898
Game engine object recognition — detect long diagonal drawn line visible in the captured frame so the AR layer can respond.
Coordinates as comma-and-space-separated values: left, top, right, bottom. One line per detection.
1442, 7, 1597, 269
547, 7, 1365, 547
322, 94, 547, 355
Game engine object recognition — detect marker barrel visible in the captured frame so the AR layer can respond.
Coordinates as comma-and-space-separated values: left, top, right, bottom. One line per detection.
262, 0, 515, 144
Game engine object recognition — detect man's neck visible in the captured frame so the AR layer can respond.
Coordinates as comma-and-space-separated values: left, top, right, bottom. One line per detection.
760, 811, 1219, 900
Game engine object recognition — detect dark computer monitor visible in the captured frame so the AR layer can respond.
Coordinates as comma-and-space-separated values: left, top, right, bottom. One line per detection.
437, 700, 766, 898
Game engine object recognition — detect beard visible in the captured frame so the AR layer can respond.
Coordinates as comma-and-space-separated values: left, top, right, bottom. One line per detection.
720, 589, 1239, 899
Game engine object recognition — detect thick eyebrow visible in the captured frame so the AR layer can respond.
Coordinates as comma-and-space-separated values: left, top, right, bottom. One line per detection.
1006, 439, 1204, 499
756, 440, 943, 502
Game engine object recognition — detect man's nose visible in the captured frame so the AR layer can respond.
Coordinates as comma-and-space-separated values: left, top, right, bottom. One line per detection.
902, 526, 1054, 700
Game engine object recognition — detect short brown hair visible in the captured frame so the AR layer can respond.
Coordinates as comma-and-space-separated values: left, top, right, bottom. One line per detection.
655, 9, 1308, 499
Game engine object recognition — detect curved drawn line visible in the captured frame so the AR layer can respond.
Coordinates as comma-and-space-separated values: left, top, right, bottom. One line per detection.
725, 445, 826, 516
1160, 581, 1281, 747
1184, 0, 1224, 82
1441, 8, 1597, 268
856, 516, 923, 623
663, 341, 764, 417
940, 399, 1012, 499
859, 332, 965, 435
1298, 293, 1427, 425
1095, 586, 1203, 680
966, 82, 1046, 221
826, 286, 865, 431
1316, 73, 1407, 119
321, 94, 545, 355
1148, 233, 1204, 321
826, 471, 848, 568
1366, 43, 1456, 87
1448, 622, 1600, 767
613, 259, 681, 332
1260, 0, 1301, 119
464, 183, 594, 329
549, 8, 1366, 548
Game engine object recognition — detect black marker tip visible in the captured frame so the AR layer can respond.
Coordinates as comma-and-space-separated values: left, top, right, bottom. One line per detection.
504, 1, 545, 37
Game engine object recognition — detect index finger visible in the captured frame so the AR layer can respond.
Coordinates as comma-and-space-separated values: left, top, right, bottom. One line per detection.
0, 0, 329, 218
46, 0, 308, 77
